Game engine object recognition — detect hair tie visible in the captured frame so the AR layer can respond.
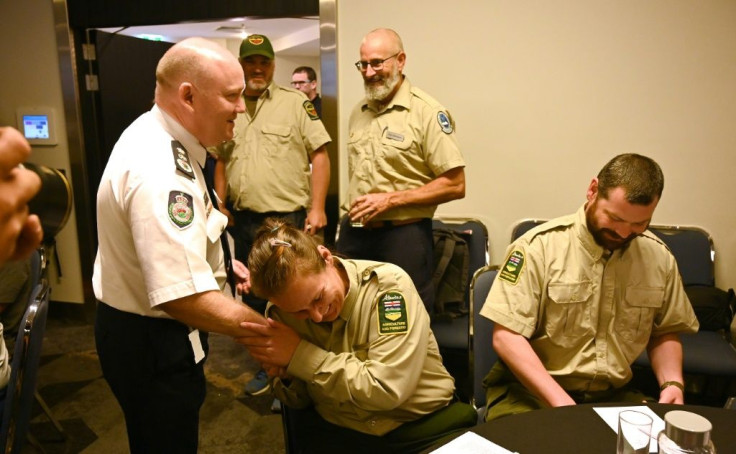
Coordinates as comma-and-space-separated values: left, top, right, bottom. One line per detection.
269, 238, 292, 248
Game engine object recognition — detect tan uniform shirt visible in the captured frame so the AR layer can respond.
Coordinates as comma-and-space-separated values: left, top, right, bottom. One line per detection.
270, 258, 454, 436
480, 205, 699, 392
345, 77, 465, 220
93, 106, 228, 316
214, 82, 331, 213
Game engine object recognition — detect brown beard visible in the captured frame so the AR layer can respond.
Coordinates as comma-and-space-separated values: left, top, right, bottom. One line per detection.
585, 199, 638, 250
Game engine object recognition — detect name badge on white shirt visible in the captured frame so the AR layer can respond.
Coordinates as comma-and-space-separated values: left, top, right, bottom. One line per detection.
189, 329, 205, 364
206, 209, 228, 243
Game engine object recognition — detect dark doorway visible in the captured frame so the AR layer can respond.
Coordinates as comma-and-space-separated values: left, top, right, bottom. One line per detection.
93, 31, 174, 188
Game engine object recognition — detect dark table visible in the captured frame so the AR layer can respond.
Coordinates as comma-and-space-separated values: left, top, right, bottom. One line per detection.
430, 403, 735, 453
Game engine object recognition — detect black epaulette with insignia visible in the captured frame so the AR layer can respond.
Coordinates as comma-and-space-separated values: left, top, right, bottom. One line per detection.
171, 140, 195, 180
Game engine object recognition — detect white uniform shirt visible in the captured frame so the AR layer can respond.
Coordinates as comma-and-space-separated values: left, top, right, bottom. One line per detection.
93, 105, 228, 317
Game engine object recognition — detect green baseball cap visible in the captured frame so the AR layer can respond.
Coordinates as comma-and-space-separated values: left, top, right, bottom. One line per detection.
239, 34, 274, 59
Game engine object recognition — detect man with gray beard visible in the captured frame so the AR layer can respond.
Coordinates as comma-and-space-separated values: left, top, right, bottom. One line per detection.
336, 28, 466, 315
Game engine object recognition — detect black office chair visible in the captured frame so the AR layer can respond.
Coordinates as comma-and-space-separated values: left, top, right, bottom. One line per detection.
430, 217, 489, 350
468, 266, 499, 419
0, 268, 51, 453
634, 226, 736, 382
510, 219, 546, 242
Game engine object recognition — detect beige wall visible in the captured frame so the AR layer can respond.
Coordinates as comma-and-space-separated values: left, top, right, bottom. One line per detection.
1, 0, 733, 304
0, 0, 85, 303
337, 1, 736, 289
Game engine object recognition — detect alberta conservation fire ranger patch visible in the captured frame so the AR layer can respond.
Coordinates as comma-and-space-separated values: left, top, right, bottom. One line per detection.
499, 250, 525, 285
377, 291, 409, 335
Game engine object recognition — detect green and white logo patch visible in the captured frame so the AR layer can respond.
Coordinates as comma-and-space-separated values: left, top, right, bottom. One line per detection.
377, 291, 409, 335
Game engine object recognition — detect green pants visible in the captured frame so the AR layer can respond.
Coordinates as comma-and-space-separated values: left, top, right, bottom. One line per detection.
286, 401, 478, 453
483, 361, 655, 421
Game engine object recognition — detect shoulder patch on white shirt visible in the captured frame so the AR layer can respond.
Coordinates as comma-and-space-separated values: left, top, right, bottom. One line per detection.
168, 191, 195, 229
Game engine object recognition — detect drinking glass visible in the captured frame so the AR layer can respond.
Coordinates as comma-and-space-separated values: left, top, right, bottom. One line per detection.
617, 410, 653, 454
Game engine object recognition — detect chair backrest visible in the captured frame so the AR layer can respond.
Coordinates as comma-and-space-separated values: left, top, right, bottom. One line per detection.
0, 274, 50, 453
469, 266, 499, 409
511, 219, 546, 242
648, 225, 715, 287
432, 217, 490, 308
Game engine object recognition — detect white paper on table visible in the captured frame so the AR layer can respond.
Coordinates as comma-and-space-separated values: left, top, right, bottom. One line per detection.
593, 405, 665, 453
430, 431, 518, 454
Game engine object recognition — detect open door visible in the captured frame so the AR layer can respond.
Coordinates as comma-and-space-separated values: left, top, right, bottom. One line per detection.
90, 31, 174, 191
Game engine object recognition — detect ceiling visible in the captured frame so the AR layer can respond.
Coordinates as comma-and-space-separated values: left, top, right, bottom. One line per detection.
98, 16, 320, 57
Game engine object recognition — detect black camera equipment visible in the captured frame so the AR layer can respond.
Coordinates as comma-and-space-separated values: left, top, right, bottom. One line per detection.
24, 163, 73, 242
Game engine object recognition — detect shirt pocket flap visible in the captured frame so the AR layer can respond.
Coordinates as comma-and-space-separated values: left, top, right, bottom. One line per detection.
261, 124, 291, 137
625, 287, 664, 308
548, 281, 593, 304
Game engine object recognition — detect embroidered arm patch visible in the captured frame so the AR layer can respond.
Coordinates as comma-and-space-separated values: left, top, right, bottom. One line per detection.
168, 191, 194, 229
499, 250, 524, 285
377, 291, 409, 335
437, 111, 453, 134
303, 100, 319, 120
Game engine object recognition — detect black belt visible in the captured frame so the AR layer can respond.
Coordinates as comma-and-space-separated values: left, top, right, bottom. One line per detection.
359, 218, 424, 229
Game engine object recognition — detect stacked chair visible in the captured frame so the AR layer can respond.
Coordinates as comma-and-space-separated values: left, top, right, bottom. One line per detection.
0, 248, 64, 453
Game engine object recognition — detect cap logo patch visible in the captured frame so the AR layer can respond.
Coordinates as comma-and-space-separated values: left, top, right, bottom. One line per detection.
499, 250, 524, 284
249, 35, 265, 45
303, 100, 319, 120
377, 291, 409, 335
437, 111, 453, 134
168, 191, 194, 229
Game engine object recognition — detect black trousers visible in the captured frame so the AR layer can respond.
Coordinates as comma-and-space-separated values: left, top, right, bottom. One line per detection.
95, 302, 209, 454
336, 217, 435, 314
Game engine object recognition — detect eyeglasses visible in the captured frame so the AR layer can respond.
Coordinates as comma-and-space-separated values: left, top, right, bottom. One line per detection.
290, 80, 311, 87
354, 53, 399, 72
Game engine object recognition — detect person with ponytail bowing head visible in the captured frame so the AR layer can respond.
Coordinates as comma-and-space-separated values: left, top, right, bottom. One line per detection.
238, 217, 476, 453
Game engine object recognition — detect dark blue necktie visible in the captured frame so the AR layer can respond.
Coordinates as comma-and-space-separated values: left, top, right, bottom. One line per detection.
202, 157, 236, 296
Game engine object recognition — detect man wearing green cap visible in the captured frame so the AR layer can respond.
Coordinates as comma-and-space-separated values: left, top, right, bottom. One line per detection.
212, 34, 331, 395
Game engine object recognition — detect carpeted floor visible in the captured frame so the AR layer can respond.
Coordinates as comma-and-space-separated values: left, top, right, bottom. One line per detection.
21, 306, 284, 454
